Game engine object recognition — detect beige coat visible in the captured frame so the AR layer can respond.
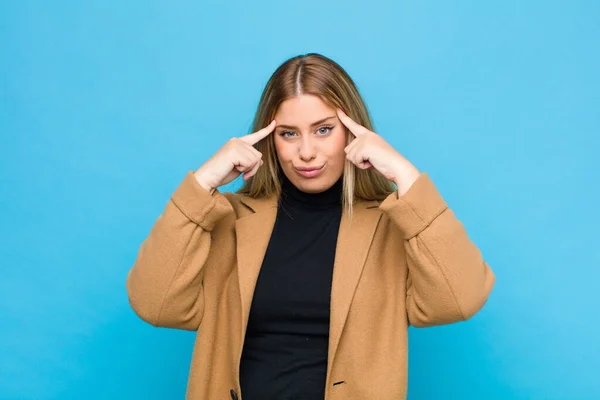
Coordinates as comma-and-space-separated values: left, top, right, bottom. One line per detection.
126, 170, 496, 399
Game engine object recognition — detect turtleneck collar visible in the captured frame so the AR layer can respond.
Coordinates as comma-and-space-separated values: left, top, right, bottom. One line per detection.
279, 168, 343, 210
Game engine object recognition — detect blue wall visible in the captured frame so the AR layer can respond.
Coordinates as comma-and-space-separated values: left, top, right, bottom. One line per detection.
1, 1, 598, 399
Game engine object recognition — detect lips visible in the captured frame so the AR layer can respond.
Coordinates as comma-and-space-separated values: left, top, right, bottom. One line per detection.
295, 166, 323, 171
294, 164, 325, 178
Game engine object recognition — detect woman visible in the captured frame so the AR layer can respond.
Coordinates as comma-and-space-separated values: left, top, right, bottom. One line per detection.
126, 53, 496, 400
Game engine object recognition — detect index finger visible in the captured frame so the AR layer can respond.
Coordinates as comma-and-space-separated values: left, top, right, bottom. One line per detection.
336, 108, 368, 137
239, 119, 277, 145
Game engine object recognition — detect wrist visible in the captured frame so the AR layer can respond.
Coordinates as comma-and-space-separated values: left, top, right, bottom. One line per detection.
393, 167, 421, 197
193, 171, 215, 195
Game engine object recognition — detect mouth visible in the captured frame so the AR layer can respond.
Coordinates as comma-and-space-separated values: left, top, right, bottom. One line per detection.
294, 164, 325, 178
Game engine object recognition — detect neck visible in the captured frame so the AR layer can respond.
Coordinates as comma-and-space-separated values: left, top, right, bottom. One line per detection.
279, 170, 343, 210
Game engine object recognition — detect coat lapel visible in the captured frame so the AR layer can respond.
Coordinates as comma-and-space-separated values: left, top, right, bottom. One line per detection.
326, 200, 382, 379
235, 194, 278, 340
234, 193, 383, 379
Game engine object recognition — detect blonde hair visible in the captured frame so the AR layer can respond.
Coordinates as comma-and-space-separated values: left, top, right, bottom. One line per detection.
237, 53, 396, 219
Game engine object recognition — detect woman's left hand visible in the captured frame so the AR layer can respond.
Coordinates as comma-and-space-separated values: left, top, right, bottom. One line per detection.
336, 108, 421, 196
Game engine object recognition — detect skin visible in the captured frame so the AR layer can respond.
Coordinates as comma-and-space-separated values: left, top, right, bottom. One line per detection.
194, 94, 422, 197
335, 107, 421, 196
273, 95, 348, 194
273, 94, 422, 196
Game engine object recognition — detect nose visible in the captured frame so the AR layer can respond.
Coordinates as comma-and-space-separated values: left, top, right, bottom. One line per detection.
298, 135, 316, 161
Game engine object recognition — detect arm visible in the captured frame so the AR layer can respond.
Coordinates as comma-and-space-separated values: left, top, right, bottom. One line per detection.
379, 172, 496, 328
126, 170, 233, 330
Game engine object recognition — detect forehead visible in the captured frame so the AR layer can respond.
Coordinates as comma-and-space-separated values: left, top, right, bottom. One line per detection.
275, 94, 335, 124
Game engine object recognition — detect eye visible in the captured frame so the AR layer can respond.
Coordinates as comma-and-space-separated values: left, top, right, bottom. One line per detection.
317, 125, 335, 135
279, 125, 334, 138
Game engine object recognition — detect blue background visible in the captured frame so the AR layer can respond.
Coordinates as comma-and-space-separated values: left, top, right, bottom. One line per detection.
1, 1, 599, 399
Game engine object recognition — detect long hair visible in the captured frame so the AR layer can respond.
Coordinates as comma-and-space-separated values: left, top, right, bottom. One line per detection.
236, 53, 396, 218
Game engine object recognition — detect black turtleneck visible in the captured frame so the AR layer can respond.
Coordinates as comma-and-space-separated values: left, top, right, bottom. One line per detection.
239, 170, 344, 400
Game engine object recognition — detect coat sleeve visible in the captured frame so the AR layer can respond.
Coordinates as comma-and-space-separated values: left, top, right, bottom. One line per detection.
379, 172, 496, 328
126, 170, 234, 330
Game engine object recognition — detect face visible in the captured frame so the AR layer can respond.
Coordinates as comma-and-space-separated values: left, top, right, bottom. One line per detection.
273, 94, 347, 193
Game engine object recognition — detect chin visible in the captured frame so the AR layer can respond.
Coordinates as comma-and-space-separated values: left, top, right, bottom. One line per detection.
297, 178, 332, 193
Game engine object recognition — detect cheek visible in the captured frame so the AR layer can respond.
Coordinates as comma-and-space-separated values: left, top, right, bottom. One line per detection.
331, 129, 349, 157
274, 139, 293, 161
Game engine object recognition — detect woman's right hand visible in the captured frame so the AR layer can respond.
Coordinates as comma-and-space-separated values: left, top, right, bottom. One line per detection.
193, 120, 277, 193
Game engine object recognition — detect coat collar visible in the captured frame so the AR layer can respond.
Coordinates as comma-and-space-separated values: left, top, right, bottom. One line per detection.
235, 193, 382, 380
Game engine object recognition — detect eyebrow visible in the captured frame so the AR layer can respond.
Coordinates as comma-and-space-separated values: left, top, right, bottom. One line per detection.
276, 115, 337, 130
